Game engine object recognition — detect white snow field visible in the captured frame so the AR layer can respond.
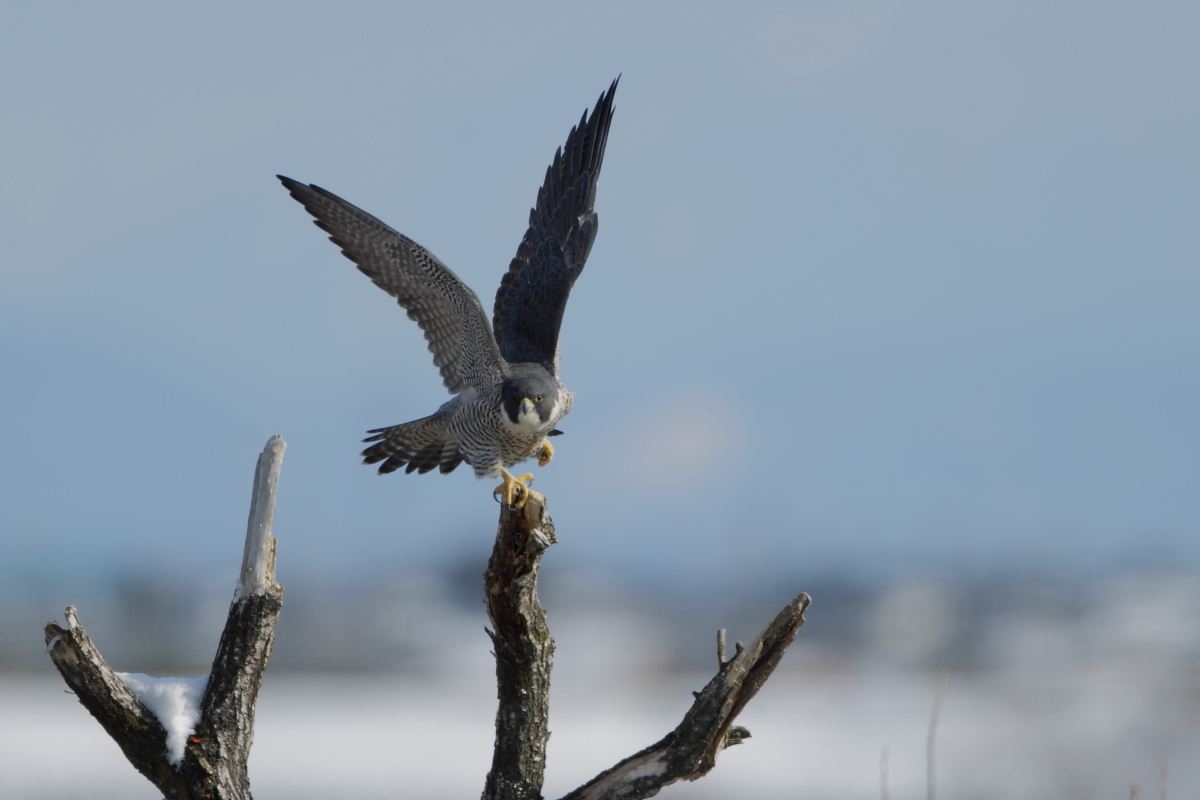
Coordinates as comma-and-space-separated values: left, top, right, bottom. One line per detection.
3, 656, 1196, 800
7, 574, 1200, 798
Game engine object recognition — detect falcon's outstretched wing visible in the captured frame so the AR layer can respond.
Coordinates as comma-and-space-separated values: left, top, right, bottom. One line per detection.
279, 177, 505, 395
492, 78, 618, 372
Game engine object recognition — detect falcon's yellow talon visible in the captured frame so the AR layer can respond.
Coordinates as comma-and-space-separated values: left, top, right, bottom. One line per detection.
537, 439, 555, 467
494, 469, 535, 508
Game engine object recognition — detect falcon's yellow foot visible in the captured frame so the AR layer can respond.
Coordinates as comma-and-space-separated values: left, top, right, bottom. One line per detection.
537, 439, 555, 467
493, 469, 535, 508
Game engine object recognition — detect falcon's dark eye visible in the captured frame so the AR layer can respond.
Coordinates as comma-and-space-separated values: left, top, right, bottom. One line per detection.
534, 395, 544, 403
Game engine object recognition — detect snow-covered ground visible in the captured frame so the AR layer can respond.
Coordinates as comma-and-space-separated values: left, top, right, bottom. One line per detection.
3, 655, 1196, 799
5, 573, 1200, 798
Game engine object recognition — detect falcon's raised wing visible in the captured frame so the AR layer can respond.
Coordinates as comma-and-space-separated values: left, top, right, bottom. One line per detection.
492, 78, 618, 372
279, 177, 506, 395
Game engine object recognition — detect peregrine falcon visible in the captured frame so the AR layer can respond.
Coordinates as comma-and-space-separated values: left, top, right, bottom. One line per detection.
279, 79, 617, 507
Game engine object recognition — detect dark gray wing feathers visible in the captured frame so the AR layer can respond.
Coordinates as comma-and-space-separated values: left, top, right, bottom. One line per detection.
361, 413, 464, 475
277, 176, 505, 394
492, 78, 618, 370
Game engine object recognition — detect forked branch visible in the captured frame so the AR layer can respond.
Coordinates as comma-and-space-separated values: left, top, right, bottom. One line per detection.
45, 435, 287, 800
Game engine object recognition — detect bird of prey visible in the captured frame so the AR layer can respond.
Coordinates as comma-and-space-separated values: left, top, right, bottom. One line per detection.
279, 79, 617, 507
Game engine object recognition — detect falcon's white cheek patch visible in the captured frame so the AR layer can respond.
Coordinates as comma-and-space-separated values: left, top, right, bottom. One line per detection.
538, 395, 568, 428
509, 399, 543, 434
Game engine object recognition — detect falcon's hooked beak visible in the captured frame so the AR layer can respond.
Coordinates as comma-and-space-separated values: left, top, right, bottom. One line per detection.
515, 394, 551, 428
506, 395, 547, 432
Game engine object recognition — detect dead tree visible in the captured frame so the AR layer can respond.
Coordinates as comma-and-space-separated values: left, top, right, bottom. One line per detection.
45, 437, 809, 800
483, 490, 810, 800
45, 435, 286, 800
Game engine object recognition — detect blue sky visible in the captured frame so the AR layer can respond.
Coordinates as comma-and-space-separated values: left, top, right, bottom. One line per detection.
2, 2, 1197, 593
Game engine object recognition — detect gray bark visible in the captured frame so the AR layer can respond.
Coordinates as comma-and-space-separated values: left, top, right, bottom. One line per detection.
44, 606, 181, 793
45, 435, 286, 800
482, 489, 557, 800
556, 593, 810, 800
478, 489, 810, 800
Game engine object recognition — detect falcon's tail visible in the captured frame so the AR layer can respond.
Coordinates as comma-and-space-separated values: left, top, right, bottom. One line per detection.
361, 413, 464, 475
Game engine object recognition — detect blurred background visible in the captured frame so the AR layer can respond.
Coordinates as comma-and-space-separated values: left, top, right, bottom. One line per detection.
1, 2, 1197, 798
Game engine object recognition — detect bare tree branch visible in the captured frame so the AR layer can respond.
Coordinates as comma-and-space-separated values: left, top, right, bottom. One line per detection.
483, 489, 558, 800
558, 592, 811, 800
48, 435, 807, 800
189, 583, 283, 798
45, 607, 178, 790
45, 435, 287, 800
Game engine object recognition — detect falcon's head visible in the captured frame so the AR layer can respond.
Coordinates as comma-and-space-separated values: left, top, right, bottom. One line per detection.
501, 369, 561, 429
